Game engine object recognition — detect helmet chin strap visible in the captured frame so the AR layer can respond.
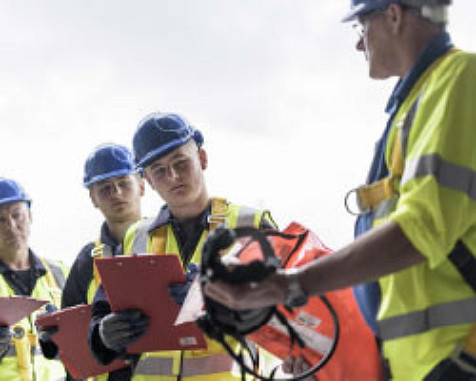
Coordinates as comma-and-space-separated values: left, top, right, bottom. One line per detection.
199, 226, 340, 380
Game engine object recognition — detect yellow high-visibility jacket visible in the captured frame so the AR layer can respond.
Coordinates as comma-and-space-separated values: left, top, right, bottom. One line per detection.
371, 49, 476, 380
122, 199, 274, 380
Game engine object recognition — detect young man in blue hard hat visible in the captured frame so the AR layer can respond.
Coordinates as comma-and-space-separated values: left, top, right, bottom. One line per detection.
39, 143, 145, 380
204, 1, 476, 380
88, 112, 278, 380
0, 178, 69, 380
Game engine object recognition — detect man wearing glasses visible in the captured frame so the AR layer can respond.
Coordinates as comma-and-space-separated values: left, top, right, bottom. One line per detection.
204, 1, 476, 380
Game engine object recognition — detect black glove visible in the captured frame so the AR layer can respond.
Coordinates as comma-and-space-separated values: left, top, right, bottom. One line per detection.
168, 263, 199, 305
36, 303, 59, 342
98, 309, 149, 352
36, 304, 60, 359
0, 326, 12, 359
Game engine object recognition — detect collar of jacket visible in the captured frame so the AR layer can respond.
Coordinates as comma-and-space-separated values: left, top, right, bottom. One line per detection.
99, 221, 121, 249
385, 30, 453, 115
146, 203, 211, 233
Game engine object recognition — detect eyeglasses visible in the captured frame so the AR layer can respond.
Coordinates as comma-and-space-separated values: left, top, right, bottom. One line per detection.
351, 8, 388, 39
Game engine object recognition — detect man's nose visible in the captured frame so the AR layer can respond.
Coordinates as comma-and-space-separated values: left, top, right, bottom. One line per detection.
110, 183, 123, 196
167, 164, 180, 179
2, 216, 17, 231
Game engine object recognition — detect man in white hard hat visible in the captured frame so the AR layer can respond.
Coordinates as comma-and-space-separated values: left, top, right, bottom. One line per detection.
205, 1, 476, 380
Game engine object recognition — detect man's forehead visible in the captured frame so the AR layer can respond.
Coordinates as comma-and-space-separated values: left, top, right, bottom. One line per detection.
93, 174, 134, 187
0, 201, 28, 213
148, 142, 195, 167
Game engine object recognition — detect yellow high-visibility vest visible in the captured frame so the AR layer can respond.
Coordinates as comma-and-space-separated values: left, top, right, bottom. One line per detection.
122, 198, 274, 380
0, 257, 68, 381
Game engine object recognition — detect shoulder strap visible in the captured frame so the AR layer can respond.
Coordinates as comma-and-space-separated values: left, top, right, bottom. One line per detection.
208, 197, 228, 230
91, 240, 114, 289
449, 241, 476, 293
351, 93, 422, 215
39, 258, 64, 308
150, 226, 168, 254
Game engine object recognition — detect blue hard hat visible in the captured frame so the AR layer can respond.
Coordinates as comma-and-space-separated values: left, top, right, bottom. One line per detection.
83, 143, 136, 188
342, 0, 399, 22
0, 178, 31, 207
133, 112, 204, 170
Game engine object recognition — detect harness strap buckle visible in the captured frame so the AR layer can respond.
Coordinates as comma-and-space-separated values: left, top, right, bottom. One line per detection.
91, 243, 105, 258
12, 326, 25, 339
207, 215, 228, 227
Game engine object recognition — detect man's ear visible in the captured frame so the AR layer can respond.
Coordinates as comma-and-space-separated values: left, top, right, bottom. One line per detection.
143, 170, 155, 190
387, 3, 404, 33
198, 148, 208, 170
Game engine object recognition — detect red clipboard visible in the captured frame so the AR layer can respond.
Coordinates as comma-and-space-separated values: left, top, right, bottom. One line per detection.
35, 304, 128, 379
0, 296, 48, 326
95, 254, 206, 353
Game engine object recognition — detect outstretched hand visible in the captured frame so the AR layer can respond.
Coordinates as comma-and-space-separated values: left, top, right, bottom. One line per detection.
203, 270, 288, 310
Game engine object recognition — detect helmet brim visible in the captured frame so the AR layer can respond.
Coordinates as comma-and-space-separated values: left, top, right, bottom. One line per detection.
0, 197, 31, 207
342, 3, 369, 22
341, 0, 396, 22
84, 168, 138, 188
135, 136, 192, 170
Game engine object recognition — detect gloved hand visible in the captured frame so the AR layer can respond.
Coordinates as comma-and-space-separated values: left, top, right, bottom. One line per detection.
36, 303, 60, 359
36, 303, 59, 342
0, 326, 12, 359
168, 264, 200, 305
99, 309, 149, 352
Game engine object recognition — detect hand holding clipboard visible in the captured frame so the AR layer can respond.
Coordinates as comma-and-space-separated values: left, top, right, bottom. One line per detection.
35, 305, 128, 379
94, 254, 206, 353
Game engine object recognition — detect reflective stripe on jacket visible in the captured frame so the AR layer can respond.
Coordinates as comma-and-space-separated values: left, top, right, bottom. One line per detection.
372, 49, 476, 380
87, 242, 115, 381
0, 259, 68, 381
87, 241, 114, 304
122, 200, 272, 380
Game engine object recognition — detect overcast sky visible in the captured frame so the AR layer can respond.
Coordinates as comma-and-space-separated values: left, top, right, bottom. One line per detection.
1, 1, 474, 265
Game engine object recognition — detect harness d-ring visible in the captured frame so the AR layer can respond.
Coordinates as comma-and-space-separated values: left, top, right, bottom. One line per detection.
344, 187, 370, 216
